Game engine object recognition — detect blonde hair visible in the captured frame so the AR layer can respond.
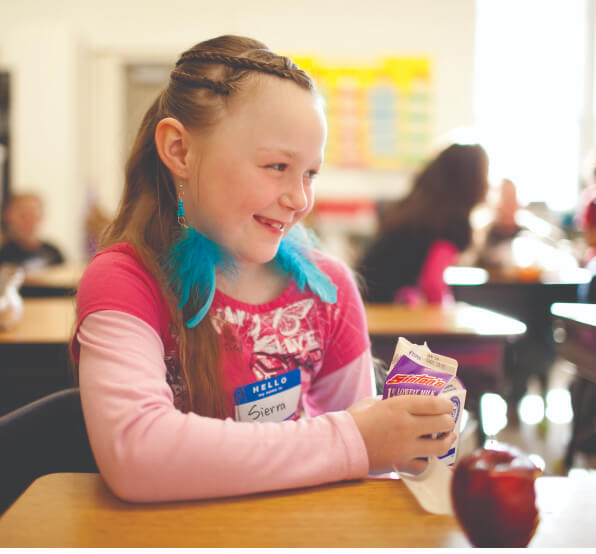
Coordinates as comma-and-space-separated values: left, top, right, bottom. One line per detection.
87, 35, 315, 418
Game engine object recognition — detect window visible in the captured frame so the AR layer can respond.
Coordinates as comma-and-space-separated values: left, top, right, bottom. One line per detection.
474, 0, 587, 212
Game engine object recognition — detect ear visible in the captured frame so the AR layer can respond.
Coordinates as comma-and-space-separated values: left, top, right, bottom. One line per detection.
155, 117, 193, 180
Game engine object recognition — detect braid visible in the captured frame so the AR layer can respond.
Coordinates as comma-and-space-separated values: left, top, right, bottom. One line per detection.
172, 49, 312, 95
177, 51, 296, 79
170, 70, 233, 95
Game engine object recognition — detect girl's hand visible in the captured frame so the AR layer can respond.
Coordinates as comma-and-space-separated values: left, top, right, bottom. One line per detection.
347, 395, 456, 473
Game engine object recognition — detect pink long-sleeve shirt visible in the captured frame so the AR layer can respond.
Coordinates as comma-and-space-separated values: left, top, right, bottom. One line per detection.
72, 244, 372, 502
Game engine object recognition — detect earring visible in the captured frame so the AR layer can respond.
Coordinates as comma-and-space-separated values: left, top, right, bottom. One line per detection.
177, 182, 186, 226
161, 183, 235, 328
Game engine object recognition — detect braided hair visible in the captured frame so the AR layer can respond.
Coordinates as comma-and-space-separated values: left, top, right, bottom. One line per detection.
171, 47, 313, 94
90, 35, 318, 418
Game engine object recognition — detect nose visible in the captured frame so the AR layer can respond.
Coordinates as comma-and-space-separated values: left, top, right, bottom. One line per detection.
280, 174, 308, 212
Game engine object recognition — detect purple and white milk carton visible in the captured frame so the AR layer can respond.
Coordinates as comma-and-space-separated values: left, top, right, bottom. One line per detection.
383, 337, 466, 466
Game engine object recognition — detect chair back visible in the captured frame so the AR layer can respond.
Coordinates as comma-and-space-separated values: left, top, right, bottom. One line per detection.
0, 387, 98, 514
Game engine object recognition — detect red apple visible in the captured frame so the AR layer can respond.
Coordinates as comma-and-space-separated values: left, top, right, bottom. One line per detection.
451, 444, 542, 547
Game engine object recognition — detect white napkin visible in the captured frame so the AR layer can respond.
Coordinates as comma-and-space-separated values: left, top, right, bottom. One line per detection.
396, 456, 454, 515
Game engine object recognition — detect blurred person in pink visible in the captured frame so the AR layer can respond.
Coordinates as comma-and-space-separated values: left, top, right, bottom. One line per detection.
357, 143, 489, 306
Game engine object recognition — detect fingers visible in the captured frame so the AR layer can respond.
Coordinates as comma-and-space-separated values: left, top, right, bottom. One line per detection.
414, 431, 457, 457
393, 432, 457, 474
348, 393, 458, 473
402, 395, 453, 415
416, 414, 455, 437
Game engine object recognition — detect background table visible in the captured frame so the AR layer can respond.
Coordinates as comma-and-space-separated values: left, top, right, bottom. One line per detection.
0, 472, 593, 547
365, 302, 526, 433
447, 267, 587, 409
551, 302, 596, 467
551, 302, 596, 382
0, 297, 75, 345
365, 301, 526, 339
0, 297, 76, 415
21, 262, 86, 297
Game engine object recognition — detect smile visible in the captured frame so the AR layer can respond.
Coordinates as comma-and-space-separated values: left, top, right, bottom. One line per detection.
254, 215, 286, 233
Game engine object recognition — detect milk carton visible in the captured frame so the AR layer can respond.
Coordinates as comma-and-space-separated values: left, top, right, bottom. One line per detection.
383, 337, 466, 466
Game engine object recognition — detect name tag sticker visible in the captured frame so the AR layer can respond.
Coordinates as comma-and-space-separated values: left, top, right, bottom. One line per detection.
234, 368, 301, 423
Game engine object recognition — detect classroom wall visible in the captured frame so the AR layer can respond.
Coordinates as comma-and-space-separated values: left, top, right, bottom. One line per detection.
0, 0, 476, 262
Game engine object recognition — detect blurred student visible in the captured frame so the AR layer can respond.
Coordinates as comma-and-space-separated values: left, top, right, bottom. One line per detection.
475, 178, 521, 269
475, 177, 567, 274
357, 143, 489, 305
70, 35, 456, 503
0, 192, 64, 270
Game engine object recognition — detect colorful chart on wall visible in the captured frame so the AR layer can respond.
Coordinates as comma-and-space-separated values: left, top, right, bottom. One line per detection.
291, 56, 433, 170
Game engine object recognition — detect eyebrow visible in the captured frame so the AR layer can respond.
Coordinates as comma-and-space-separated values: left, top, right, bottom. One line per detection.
256, 146, 298, 158
256, 146, 322, 166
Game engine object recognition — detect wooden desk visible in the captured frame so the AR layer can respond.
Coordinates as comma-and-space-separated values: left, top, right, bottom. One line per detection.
21, 262, 86, 297
0, 297, 75, 345
365, 302, 526, 424
0, 298, 77, 415
365, 301, 526, 340
0, 473, 593, 547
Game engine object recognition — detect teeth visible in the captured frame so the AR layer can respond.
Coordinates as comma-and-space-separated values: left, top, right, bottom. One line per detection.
256, 216, 284, 230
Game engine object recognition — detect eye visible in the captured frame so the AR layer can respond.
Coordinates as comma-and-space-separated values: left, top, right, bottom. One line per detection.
267, 163, 287, 172
304, 169, 319, 181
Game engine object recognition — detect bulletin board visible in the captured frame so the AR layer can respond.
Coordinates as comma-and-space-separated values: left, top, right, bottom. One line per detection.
292, 56, 433, 170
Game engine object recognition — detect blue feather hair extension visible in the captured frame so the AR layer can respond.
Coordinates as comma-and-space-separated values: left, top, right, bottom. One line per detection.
276, 226, 337, 304
163, 224, 336, 329
162, 226, 235, 328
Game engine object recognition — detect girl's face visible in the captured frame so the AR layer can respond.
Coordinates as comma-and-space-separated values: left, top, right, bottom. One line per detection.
184, 77, 326, 268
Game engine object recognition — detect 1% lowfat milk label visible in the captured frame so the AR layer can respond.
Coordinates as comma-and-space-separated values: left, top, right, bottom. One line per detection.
234, 368, 301, 423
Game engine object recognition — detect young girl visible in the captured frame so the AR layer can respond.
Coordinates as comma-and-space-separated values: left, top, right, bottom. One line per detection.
71, 35, 455, 502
